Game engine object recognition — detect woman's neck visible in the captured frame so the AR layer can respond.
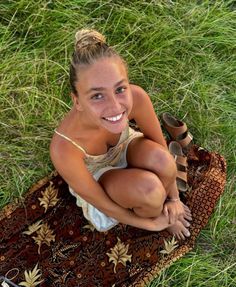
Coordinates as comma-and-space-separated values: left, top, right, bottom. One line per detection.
65, 107, 106, 135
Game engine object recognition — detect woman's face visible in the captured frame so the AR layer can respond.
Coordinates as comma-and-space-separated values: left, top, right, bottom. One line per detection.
73, 57, 133, 134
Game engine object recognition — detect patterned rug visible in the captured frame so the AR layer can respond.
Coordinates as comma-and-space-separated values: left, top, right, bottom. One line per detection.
0, 145, 226, 287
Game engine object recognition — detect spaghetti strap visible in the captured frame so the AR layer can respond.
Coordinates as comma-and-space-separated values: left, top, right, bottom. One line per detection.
54, 130, 86, 154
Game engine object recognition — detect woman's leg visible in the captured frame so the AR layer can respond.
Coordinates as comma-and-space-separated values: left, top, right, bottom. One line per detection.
98, 167, 190, 239
126, 137, 192, 217
99, 168, 166, 218
126, 136, 192, 239
127, 137, 178, 195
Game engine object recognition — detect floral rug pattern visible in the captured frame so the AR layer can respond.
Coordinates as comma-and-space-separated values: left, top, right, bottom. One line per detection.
0, 145, 226, 287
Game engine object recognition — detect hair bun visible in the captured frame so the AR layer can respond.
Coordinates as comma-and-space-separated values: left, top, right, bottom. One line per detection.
75, 29, 106, 50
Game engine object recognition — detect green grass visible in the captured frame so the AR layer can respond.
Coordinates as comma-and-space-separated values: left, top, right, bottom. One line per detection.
1, 0, 235, 286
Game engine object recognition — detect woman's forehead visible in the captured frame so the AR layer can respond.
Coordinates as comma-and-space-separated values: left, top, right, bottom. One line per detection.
76, 58, 128, 91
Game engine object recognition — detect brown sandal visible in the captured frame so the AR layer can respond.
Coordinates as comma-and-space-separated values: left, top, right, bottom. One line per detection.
161, 113, 193, 153
169, 141, 188, 193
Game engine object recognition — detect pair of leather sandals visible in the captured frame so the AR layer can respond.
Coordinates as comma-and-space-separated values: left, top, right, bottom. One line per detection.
161, 113, 193, 193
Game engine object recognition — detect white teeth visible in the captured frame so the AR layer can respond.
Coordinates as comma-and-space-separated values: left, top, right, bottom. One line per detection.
105, 113, 123, 122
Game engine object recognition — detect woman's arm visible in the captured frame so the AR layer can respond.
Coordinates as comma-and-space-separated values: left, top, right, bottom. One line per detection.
50, 140, 169, 232
129, 84, 167, 148
129, 84, 181, 203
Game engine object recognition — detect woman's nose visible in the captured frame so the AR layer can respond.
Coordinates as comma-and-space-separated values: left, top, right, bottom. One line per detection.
107, 94, 122, 111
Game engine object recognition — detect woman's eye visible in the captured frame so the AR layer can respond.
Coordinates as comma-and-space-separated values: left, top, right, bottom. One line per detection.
116, 87, 126, 94
91, 94, 103, 100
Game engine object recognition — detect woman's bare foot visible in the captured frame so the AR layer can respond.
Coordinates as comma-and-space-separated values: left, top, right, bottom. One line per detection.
144, 203, 192, 234
182, 204, 192, 221
176, 203, 192, 235
167, 220, 191, 240
163, 202, 192, 239
183, 204, 192, 217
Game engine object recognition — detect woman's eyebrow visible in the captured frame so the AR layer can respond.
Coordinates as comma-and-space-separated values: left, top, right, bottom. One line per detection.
114, 79, 127, 87
85, 79, 127, 94
86, 86, 104, 94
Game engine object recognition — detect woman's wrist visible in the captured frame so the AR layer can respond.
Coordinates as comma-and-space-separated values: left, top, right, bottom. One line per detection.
167, 197, 180, 202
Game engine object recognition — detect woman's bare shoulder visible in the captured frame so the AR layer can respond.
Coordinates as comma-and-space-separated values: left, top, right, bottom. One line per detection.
130, 84, 150, 103
50, 132, 92, 190
50, 132, 85, 173
130, 83, 146, 94
129, 84, 150, 119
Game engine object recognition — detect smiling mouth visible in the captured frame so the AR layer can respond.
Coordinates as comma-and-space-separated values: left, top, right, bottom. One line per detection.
103, 112, 124, 122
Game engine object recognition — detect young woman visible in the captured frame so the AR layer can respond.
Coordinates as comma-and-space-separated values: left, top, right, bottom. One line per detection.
50, 29, 192, 239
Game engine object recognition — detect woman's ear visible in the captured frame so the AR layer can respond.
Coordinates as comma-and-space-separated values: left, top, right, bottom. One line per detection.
71, 93, 83, 111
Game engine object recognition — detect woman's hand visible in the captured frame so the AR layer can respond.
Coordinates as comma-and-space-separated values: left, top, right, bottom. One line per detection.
163, 200, 185, 224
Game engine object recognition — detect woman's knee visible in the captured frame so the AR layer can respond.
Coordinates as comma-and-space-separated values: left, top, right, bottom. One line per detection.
127, 139, 177, 182
99, 168, 166, 215
149, 147, 177, 181
138, 172, 166, 212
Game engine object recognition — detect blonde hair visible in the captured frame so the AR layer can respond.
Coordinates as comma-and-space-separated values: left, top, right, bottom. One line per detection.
70, 29, 123, 96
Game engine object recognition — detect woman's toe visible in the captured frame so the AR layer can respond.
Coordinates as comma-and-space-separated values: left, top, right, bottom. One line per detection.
184, 205, 192, 215
184, 213, 192, 221
183, 228, 190, 237
180, 217, 191, 227
179, 231, 185, 240
179, 222, 190, 238
183, 204, 190, 211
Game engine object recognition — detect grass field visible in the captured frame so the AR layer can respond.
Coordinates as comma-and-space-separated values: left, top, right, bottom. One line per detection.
1, 1, 235, 286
